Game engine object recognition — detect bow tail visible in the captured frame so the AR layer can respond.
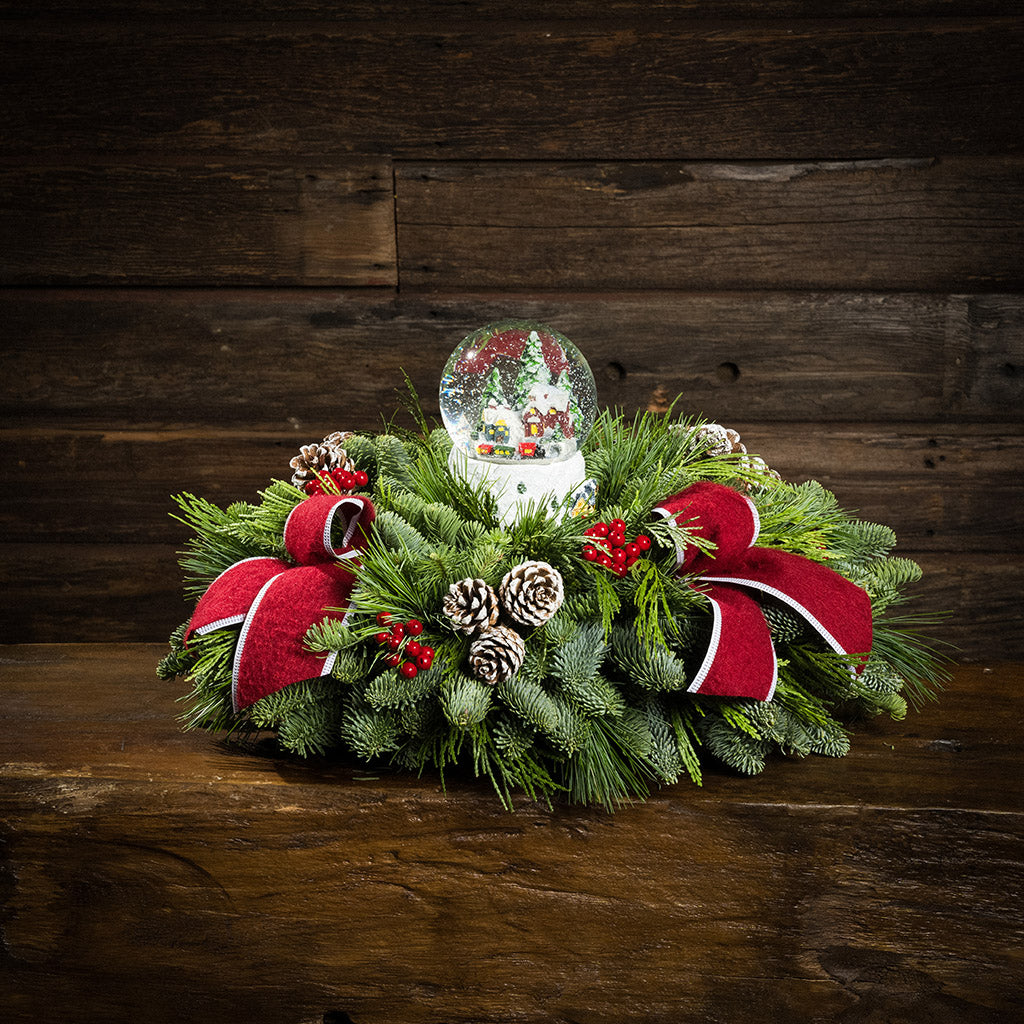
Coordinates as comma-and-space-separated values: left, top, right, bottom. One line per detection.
707, 547, 873, 672
185, 556, 288, 640
232, 562, 357, 713
690, 581, 778, 701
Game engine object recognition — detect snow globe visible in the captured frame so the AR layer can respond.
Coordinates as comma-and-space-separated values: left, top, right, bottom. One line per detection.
439, 320, 597, 523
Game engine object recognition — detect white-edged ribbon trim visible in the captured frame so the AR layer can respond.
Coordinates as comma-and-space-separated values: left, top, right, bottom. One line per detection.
703, 574, 857, 677
687, 591, 722, 693
231, 571, 283, 713
686, 590, 780, 701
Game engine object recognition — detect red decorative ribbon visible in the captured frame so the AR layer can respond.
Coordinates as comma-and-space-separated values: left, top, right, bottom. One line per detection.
654, 481, 871, 702
184, 494, 375, 712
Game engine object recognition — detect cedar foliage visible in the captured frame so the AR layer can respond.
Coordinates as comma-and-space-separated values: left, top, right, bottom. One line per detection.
162, 407, 948, 810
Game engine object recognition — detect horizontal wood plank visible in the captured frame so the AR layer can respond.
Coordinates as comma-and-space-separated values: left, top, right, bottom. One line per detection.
397, 158, 1024, 291
3, 2, 1020, 18
0, 543, 1015, 655
1, 20, 1021, 159
3, 291, 1022, 425
1, 646, 1021, 1022
1, 424, 1019, 553
0, 162, 396, 286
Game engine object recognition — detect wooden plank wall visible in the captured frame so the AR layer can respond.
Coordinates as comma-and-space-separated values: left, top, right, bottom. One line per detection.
1, 3, 1022, 657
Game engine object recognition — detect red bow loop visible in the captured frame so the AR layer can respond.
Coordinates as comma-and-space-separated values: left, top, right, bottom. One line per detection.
654, 482, 871, 702
184, 494, 376, 712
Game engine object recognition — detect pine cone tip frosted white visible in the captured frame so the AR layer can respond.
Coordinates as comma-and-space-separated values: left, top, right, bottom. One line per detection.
499, 560, 564, 627
289, 433, 356, 488
443, 578, 500, 635
469, 625, 526, 685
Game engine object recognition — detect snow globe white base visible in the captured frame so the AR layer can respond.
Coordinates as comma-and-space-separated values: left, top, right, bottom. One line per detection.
449, 447, 588, 525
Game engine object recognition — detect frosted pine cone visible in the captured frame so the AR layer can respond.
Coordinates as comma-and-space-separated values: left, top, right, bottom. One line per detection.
469, 625, 526, 685
289, 435, 355, 488
499, 560, 564, 627
443, 578, 500, 635
323, 431, 354, 453
693, 423, 747, 457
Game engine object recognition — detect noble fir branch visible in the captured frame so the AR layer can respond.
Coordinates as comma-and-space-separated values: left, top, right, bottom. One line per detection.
341, 693, 401, 760
635, 697, 684, 785
441, 673, 494, 728
374, 434, 417, 490
610, 624, 689, 692
700, 716, 772, 776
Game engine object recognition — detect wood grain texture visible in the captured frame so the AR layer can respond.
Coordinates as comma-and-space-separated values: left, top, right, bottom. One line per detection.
3, 2, 1021, 17
1, 20, 1021, 159
0, 162, 396, 286
4, 290, 1022, 425
1, 645, 1021, 1023
397, 158, 1024, 291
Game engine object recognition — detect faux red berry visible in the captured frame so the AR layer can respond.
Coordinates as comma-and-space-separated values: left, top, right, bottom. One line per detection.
385, 652, 402, 667
390, 623, 405, 639
304, 480, 320, 494
635, 534, 652, 551
592, 522, 610, 538
416, 652, 433, 670
374, 631, 389, 645
582, 545, 598, 561
613, 563, 629, 577
399, 661, 418, 679
625, 542, 640, 558
419, 645, 435, 661
626, 554, 639, 568
609, 518, 626, 533
405, 619, 423, 636
387, 635, 402, 651
598, 553, 613, 568
405, 640, 422, 658
609, 531, 626, 549
354, 469, 369, 487
612, 548, 628, 565
376, 612, 392, 626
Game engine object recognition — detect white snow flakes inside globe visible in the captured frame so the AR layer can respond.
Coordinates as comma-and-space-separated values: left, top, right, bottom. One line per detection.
439, 320, 597, 466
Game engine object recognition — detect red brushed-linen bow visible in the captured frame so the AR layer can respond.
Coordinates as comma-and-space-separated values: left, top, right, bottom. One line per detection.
654, 481, 871, 702
185, 494, 375, 712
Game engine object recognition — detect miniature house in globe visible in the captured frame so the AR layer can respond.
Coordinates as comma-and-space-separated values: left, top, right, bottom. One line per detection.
439, 320, 597, 522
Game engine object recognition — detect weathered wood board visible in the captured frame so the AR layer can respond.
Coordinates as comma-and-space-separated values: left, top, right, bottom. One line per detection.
0, 162, 396, 286
397, 159, 1024, 291
3, 291, 1021, 425
2, 18, 1021, 158
1, 645, 1020, 1024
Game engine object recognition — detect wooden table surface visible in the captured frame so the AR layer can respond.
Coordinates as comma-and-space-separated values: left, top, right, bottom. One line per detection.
1, 644, 1021, 1024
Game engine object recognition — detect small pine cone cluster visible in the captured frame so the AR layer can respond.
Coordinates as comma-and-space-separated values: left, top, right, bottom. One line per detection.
289, 432, 355, 488
443, 578, 500, 635
691, 423, 781, 491
500, 560, 564, 627
468, 625, 526, 686
694, 422, 747, 457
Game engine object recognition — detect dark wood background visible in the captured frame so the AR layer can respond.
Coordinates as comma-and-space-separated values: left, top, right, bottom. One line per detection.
2, 3, 1022, 655
2, 7, 1024, 1024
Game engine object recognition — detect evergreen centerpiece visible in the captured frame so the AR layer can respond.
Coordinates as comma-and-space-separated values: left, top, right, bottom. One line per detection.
159, 322, 946, 809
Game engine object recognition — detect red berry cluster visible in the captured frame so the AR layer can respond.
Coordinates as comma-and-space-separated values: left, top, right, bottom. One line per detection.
582, 518, 652, 577
304, 467, 370, 496
374, 612, 435, 678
